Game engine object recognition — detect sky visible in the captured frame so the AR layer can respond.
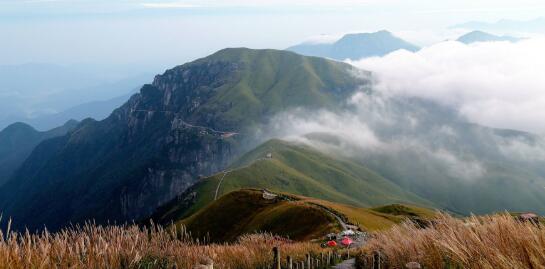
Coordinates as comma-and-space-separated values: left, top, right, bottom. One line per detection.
2, 0, 545, 68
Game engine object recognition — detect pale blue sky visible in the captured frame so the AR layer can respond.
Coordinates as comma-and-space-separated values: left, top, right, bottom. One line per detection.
1, 0, 545, 68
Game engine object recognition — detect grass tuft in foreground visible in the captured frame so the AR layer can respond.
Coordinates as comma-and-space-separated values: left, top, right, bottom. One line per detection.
356, 213, 545, 269
0, 219, 324, 269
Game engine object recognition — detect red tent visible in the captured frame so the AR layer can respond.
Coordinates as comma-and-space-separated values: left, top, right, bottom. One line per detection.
341, 236, 353, 246
327, 240, 337, 247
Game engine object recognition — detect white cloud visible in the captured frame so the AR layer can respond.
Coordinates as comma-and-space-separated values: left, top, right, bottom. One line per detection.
261, 93, 488, 180
138, 0, 383, 9
496, 135, 545, 161
349, 37, 545, 134
266, 107, 384, 153
140, 2, 199, 8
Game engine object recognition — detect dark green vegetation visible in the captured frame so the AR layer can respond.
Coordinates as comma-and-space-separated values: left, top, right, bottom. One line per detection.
180, 189, 339, 242
0, 48, 367, 231
456, 30, 521, 44
372, 204, 436, 219
288, 30, 419, 61
0, 120, 77, 186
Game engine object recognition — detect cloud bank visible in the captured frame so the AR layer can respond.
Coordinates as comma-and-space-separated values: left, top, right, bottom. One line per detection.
261, 92, 490, 180
348, 38, 545, 134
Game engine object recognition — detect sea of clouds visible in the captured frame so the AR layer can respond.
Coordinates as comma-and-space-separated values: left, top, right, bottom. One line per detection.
349, 37, 545, 134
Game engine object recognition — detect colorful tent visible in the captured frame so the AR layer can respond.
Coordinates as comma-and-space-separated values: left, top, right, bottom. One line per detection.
341, 236, 353, 246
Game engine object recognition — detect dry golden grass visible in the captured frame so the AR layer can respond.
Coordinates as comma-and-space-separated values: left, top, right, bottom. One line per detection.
357, 213, 545, 269
0, 219, 324, 269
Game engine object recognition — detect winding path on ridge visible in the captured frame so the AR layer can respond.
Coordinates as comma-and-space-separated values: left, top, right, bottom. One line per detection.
131, 109, 239, 136
213, 158, 268, 200
214, 171, 231, 200
319, 205, 349, 231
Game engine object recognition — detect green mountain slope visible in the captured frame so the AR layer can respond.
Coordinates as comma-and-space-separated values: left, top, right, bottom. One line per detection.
0, 120, 77, 186
223, 139, 432, 206
0, 48, 368, 231
180, 189, 340, 242
150, 139, 434, 225
156, 187, 436, 242
179, 48, 369, 131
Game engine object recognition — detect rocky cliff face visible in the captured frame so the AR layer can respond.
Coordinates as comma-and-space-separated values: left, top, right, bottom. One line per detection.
0, 60, 243, 231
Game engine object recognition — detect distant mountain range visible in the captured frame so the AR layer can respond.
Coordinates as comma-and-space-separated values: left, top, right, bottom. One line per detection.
0, 63, 152, 130
456, 31, 521, 44
19, 92, 134, 131
0, 120, 77, 186
287, 30, 420, 61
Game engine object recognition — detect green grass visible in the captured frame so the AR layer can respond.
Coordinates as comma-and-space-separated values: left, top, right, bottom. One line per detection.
283, 194, 437, 231
171, 139, 435, 220
177, 188, 436, 243
217, 139, 433, 207
186, 48, 368, 130
371, 204, 437, 219
152, 139, 436, 232
179, 189, 340, 242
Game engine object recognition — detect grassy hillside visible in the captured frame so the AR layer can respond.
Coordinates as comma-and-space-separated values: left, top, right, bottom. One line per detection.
283, 194, 436, 231
212, 139, 431, 206
372, 204, 437, 219
180, 189, 340, 242
175, 48, 370, 131
175, 188, 437, 243
151, 139, 435, 229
